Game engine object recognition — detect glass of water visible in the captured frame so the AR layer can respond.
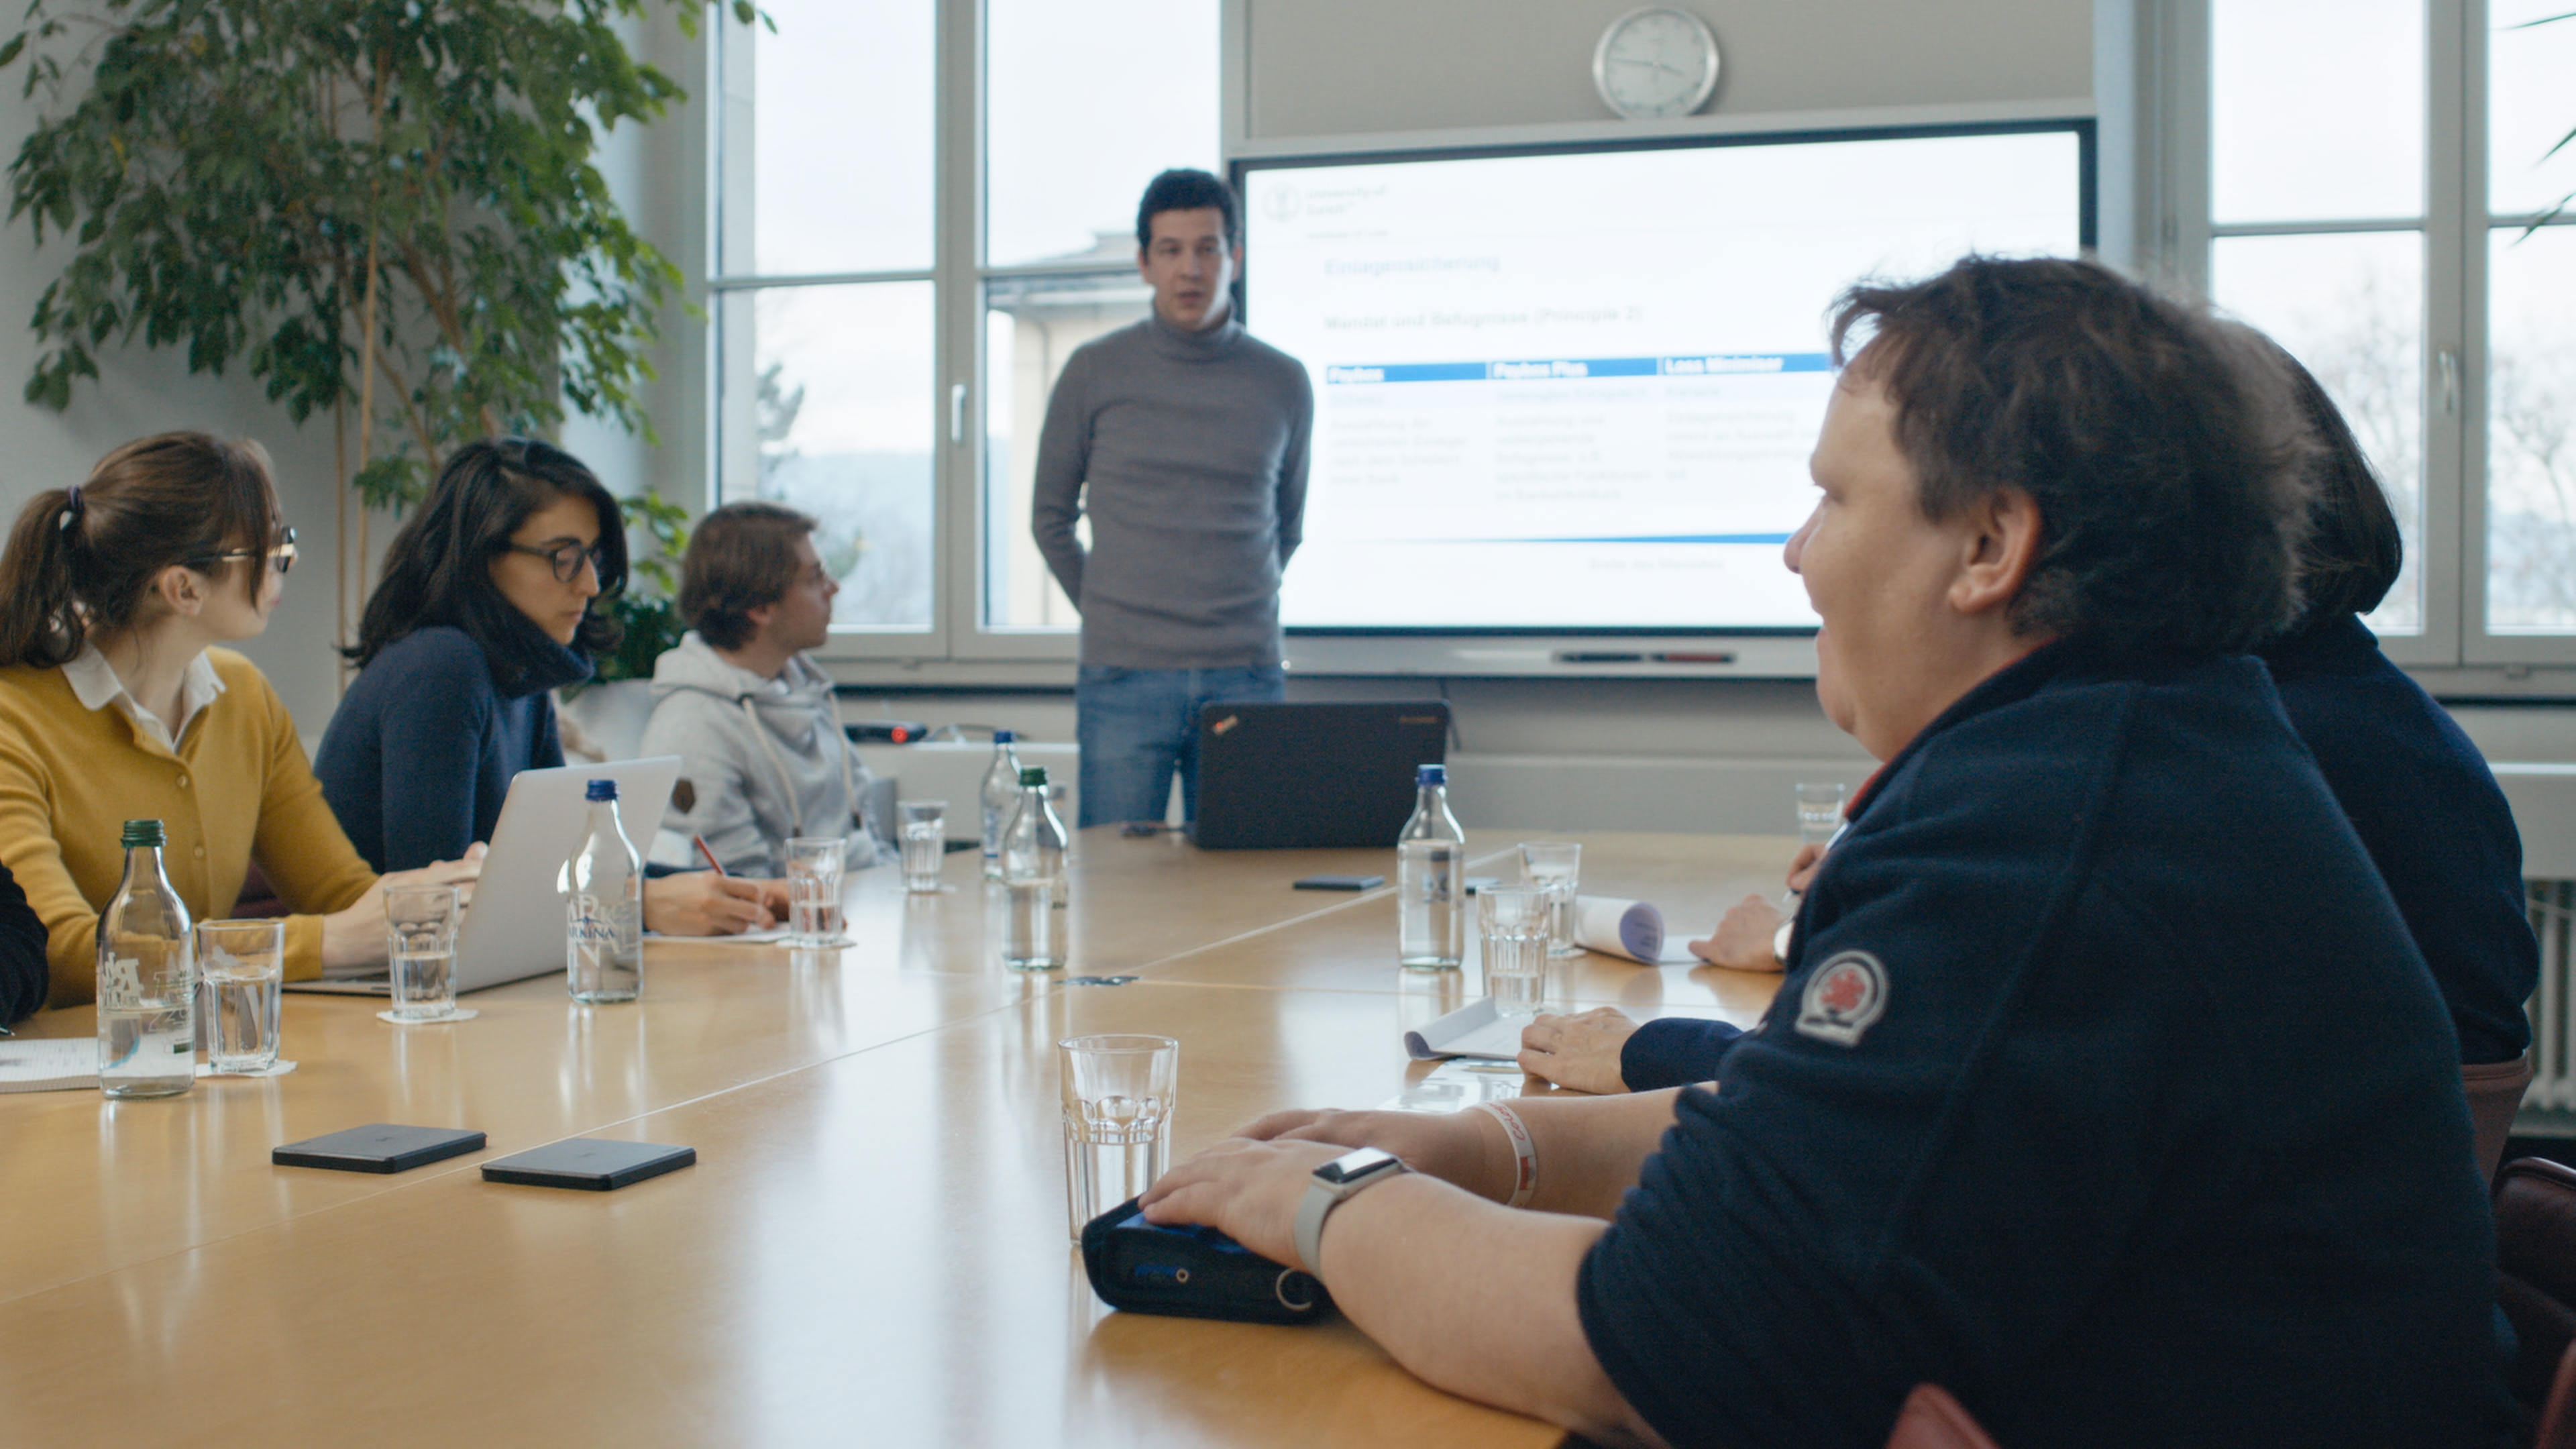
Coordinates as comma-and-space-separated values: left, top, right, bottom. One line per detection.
198, 918, 287, 1074
1795, 782, 1848, 848
1059, 1034, 1179, 1238
785, 836, 852, 948
1480, 885, 1554, 1017
898, 800, 947, 894
1517, 841, 1582, 957
384, 884, 462, 1022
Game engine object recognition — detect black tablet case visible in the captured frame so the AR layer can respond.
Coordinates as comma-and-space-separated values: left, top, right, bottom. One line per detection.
272, 1124, 488, 1174
482, 1138, 696, 1191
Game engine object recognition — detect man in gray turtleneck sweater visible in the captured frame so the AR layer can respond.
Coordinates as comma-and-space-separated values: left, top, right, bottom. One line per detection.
1032, 169, 1313, 828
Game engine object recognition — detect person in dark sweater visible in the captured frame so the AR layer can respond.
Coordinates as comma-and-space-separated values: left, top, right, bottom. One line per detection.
2259, 350, 2536, 1067
1030, 168, 1312, 827
0, 860, 48, 1026
1523, 335, 2542, 1102
1136, 257, 2516, 1449
315, 439, 782, 936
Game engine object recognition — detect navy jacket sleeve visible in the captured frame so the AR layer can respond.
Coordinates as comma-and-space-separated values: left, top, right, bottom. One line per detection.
0, 858, 45, 1025
1621, 1016, 1744, 1089
1576, 651, 2515, 1449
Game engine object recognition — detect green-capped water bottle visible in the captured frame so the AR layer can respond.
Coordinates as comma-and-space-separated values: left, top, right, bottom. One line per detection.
97, 818, 196, 1097
1000, 765, 1069, 969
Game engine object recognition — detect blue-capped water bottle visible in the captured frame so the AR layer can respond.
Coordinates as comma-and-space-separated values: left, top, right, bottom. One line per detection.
1397, 764, 1466, 970
980, 729, 1024, 881
561, 779, 643, 1004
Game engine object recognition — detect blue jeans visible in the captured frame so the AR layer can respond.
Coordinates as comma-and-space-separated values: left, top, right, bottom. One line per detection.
1076, 665, 1286, 828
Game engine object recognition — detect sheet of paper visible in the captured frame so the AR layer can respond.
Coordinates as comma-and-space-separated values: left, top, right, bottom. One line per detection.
0, 1037, 95, 1093
1403, 998, 1527, 1061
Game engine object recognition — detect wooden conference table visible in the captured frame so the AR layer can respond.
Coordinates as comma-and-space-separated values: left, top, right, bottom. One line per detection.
1, 829, 1791, 1448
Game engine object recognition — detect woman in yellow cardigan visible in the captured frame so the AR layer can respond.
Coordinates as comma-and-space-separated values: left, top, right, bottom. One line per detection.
0, 433, 478, 1009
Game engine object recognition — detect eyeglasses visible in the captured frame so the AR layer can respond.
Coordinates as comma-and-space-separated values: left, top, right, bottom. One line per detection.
188, 526, 297, 576
502, 539, 610, 583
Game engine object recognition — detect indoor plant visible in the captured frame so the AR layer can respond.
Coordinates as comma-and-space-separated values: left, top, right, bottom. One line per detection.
0, 0, 759, 641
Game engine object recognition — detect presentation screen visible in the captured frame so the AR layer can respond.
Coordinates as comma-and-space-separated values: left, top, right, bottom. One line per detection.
1238, 123, 2094, 635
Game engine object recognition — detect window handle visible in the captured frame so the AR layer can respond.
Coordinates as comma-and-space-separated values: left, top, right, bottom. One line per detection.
950, 382, 968, 444
2438, 350, 2459, 417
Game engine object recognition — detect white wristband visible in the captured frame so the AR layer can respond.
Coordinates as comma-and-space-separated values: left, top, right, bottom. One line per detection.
1473, 1101, 1538, 1208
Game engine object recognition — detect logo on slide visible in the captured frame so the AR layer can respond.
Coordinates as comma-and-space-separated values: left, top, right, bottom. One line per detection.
1795, 951, 1888, 1046
1262, 183, 1302, 223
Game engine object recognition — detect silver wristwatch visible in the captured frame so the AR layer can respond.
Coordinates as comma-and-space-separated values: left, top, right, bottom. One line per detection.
1293, 1146, 1409, 1276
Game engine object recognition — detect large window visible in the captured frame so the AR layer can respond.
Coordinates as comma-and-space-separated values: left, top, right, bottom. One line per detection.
2186, 0, 2576, 665
714, 3, 2576, 674
713, 0, 1218, 656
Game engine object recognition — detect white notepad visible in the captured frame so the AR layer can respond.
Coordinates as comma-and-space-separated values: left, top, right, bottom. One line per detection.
0, 1037, 95, 1093
1403, 998, 1529, 1061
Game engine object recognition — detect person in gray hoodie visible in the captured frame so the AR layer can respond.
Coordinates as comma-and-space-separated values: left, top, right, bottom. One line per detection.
638, 502, 888, 878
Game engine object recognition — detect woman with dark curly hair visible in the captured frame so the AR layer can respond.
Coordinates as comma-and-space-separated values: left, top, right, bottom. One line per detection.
315, 437, 781, 935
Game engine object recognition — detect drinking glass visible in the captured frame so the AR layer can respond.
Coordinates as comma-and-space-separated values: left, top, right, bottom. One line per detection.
1059, 1034, 1179, 1238
898, 799, 947, 894
785, 836, 852, 948
1480, 885, 1554, 1017
384, 885, 463, 1022
1517, 841, 1582, 958
1795, 782, 1847, 848
197, 918, 286, 1073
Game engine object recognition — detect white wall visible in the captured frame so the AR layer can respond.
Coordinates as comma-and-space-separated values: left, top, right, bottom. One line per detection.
0, 82, 353, 735
1240, 0, 2092, 139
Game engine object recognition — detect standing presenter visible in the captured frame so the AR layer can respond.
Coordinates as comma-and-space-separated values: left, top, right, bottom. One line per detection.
1032, 168, 1313, 828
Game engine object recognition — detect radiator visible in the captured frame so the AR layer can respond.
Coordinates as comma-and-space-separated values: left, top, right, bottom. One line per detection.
2527, 881, 2576, 1111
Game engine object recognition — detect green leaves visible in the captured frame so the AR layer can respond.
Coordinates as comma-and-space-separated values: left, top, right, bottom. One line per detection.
592, 487, 690, 682
0, 0, 758, 508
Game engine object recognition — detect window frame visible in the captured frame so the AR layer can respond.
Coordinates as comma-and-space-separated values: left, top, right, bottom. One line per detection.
707, 0, 1239, 669
2160, 0, 2576, 673
709, 1, 2576, 682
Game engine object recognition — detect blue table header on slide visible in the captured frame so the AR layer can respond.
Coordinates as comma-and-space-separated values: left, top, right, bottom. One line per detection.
1323, 353, 1831, 385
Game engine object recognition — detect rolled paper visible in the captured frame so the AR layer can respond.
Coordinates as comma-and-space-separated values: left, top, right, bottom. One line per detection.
1573, 895, 1665, 964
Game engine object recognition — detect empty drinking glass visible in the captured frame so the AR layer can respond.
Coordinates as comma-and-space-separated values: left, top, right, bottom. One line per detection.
785, 836, 853, 948
1059, 1034, 1179, 1238
898, 800, 947, 894
198, 918, 286, 1073
1795, 782, 1847, 848
1517, 841, 1581, 958
384, 885, 465, 1023
1480, 885, 1553, 1017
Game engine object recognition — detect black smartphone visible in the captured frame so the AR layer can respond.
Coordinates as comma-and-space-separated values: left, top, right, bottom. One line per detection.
1293, 873, 1385, 891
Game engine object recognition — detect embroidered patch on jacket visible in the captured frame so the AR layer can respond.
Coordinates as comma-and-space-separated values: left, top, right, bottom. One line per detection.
1796, 951, 1888, 1046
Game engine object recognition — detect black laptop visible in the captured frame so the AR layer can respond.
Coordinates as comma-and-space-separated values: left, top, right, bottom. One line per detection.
1190, 701, 1451, 849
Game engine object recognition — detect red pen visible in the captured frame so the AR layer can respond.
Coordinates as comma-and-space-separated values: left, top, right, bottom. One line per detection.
692, 835, 728, 875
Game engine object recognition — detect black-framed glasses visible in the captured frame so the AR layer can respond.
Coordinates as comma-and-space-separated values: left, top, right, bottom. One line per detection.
502, 539, 609, 584
187, 525, 297, 575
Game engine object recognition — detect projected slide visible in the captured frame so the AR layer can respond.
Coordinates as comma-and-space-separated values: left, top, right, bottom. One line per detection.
1242, 128, 2088, 631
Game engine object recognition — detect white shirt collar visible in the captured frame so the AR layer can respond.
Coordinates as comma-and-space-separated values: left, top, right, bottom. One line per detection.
62, 643, 226, 752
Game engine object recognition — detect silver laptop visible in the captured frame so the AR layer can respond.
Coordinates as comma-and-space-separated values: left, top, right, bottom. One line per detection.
286, 757, 682, 997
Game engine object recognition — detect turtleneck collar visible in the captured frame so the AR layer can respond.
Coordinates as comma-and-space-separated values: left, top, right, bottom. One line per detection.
1146, 306, 1242, 360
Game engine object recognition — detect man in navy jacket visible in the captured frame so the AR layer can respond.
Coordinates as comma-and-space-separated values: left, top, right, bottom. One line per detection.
1136, 257, 2517, 1449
